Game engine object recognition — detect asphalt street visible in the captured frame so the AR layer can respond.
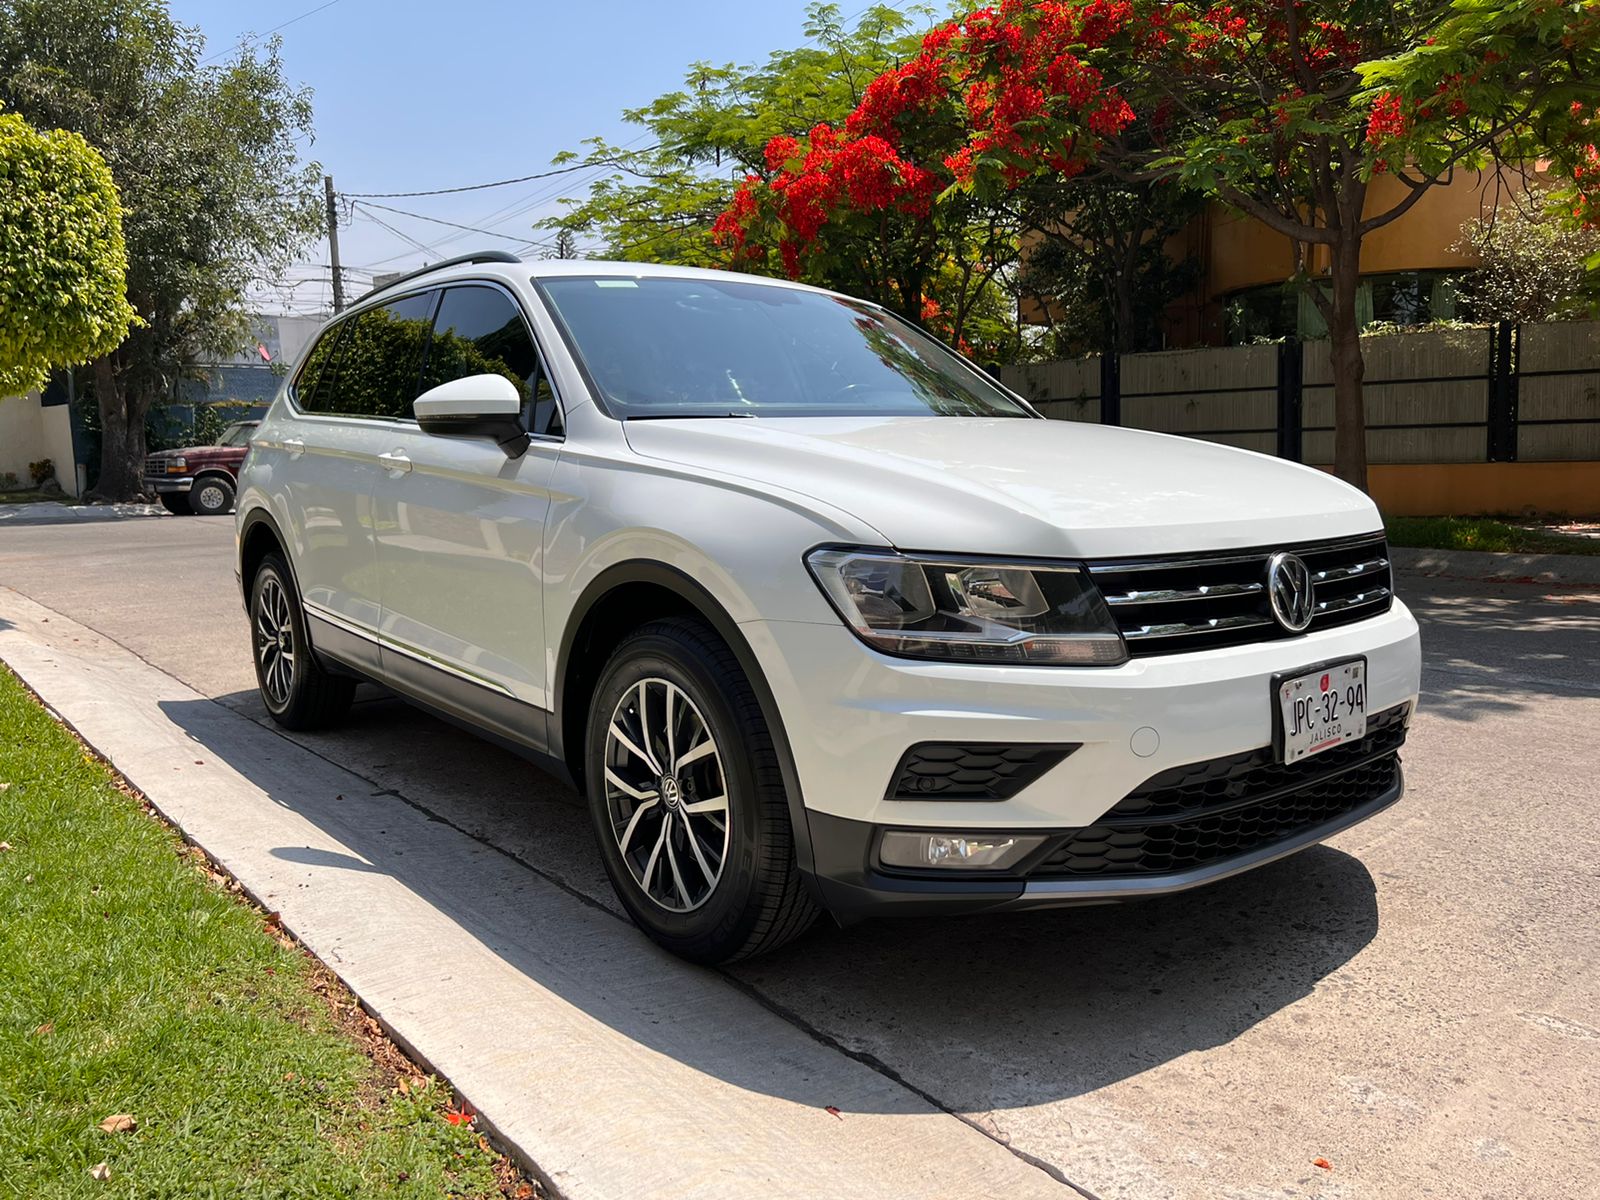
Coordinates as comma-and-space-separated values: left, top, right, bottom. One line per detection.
2, 514, 1596, 1199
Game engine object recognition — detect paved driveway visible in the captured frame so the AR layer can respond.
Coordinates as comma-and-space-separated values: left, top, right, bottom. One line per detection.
2, 516, 1596, 1199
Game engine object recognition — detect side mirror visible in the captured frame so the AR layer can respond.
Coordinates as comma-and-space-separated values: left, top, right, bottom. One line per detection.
413, 374, 528, 456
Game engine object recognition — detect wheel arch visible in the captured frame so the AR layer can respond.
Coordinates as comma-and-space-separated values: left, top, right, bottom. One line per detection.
238, 507, 298, 611
554, 560, 819, 882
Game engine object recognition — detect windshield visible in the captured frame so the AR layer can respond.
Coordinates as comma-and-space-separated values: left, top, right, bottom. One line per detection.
217, 422, 255, 447
537, 276, 1032, 420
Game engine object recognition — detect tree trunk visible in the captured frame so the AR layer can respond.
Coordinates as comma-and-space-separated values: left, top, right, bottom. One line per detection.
1112, 269, 1137, 354
1327, 238, 1369, 493
92, 355, 146, 501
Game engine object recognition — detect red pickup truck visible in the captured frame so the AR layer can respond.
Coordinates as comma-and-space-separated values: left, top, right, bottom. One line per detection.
141, 421, 258, 515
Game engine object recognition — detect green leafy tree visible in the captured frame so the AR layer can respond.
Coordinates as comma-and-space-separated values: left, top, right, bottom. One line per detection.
548, 5, 1024, 356
0, 0, 323, 499
1014, 179, 1202, 356
1455, 189, 1600, 324
545, 4, 930, 267
0, 108, 136, 396
1078, 0, 1598, 490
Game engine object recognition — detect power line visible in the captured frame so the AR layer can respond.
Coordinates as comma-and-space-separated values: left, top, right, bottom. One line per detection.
342, 160, 625, 200
353, 201, 554, 249
353, 208, 438, 257
199, 0, 350, 65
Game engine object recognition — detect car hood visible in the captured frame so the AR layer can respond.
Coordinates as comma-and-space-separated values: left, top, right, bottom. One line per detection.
147, 445, 242, 462
623, 416, 1381, 559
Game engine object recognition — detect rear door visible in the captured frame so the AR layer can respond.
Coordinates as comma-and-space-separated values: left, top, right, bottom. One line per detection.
370, 282, 563, 749
282, 290, 437, 673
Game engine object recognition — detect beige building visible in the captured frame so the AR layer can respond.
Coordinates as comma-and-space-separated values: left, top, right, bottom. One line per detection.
1164, 167, 1542, 347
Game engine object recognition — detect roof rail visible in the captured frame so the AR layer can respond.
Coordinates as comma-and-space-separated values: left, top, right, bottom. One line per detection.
354, 250, 523, 304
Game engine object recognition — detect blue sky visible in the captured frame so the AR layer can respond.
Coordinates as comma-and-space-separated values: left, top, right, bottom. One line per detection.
166, 0, 901, 312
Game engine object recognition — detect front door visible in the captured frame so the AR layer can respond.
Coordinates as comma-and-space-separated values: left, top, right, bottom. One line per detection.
370, 283, 562, 750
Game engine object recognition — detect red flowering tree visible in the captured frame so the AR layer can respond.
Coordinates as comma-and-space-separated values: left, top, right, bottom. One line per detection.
711, 5, 1139, 355
948, 0, 1597, 489
721, 0, 1599, 491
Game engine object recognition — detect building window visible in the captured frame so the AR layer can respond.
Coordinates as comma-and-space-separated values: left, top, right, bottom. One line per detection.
1223, 270, 1468, 344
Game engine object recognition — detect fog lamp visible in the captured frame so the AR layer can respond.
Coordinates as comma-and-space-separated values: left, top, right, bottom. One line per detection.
879, 831, 1045, 871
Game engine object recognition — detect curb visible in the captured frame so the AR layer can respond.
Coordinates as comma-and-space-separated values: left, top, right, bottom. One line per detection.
1389, 545, 1600, 586
0, 587, 1076, 1200
0, 501, 167, 526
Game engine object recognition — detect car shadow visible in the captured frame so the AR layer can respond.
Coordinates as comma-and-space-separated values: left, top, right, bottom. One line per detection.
731, 844, 1378, 1104
161, 692, 1379, 1111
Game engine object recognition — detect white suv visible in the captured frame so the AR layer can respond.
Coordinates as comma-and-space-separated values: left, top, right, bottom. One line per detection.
236, 252, 1421, 963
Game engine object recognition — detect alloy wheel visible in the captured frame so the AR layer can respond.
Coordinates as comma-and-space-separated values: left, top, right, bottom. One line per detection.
603, 677, 730, 913
255, 575, 296, 707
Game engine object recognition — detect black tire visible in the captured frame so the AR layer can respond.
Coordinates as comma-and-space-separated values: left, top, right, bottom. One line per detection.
159, 493, 192, 515
249, 552, 356, 730
190, 475, 236, 516
585, 617, 817, 964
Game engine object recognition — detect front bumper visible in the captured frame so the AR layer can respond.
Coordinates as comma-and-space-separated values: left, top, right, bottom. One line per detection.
807, 768, 1403, 920
743, 601, 1421, 917
142, 476, 194, 494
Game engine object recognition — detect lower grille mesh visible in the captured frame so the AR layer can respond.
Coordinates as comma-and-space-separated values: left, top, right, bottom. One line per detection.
1028, 705, 1408, 879
887, 742, 1078, 802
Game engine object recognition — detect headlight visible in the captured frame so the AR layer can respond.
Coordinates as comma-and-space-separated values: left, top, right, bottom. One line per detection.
806, 548, 1127, 665
167, 457, 188, 474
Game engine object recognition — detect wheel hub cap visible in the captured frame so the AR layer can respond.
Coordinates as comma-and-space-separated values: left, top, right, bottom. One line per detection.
254, 577, 296, 708
602, 678, 729, 914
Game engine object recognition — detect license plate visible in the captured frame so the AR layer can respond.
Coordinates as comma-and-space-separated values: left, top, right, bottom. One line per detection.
1276, 659, 1367, 764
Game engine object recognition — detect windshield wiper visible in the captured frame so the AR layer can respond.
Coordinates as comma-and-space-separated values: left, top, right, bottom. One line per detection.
624, 411, 759, 420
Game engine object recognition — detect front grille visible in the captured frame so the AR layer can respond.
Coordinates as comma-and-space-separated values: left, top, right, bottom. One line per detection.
1088, 535, 1393, 656
886, 742, 1079, 802
1028, 705, 1408, 879
142, 457, 165, 476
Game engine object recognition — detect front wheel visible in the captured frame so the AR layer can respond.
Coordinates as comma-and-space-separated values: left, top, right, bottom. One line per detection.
249, 553, 355, 730
190, 476, 236, 516
585, 618, 817, 963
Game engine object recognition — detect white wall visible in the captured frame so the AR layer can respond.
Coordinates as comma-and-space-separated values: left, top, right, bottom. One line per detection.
0, 392, 80, 496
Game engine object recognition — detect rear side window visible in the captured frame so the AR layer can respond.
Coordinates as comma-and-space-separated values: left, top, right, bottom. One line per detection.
423, 285, 561, 437
291, 322, 342, 411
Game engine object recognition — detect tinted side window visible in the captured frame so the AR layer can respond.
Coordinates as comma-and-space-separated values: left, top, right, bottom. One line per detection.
316, 291, 437, 419
423, 286, 561, 436
292, 322, 343, 412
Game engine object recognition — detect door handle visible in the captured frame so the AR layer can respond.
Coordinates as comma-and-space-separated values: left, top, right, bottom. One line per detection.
283, 438, 305, 458
377, 449, 412, 474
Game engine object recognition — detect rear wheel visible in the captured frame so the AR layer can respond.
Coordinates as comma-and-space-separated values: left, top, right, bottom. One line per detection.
585, 618, 817, 963
190, 475, 236, 516
158, 493, 191, 515
249, 552, 355, 730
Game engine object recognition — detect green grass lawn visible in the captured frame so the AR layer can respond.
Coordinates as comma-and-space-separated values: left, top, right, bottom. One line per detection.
0, 663, 525, 1198
1385, 516, 1600, 557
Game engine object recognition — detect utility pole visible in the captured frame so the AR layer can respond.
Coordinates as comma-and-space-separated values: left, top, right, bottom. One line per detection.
324, 174, 345, 313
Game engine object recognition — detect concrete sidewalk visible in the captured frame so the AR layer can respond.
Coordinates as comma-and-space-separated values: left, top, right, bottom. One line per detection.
0, 587, 1077, 1200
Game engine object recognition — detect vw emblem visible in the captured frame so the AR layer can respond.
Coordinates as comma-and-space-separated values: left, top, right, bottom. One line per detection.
660, 776, 682, 810
1266, 551, 1315, 632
